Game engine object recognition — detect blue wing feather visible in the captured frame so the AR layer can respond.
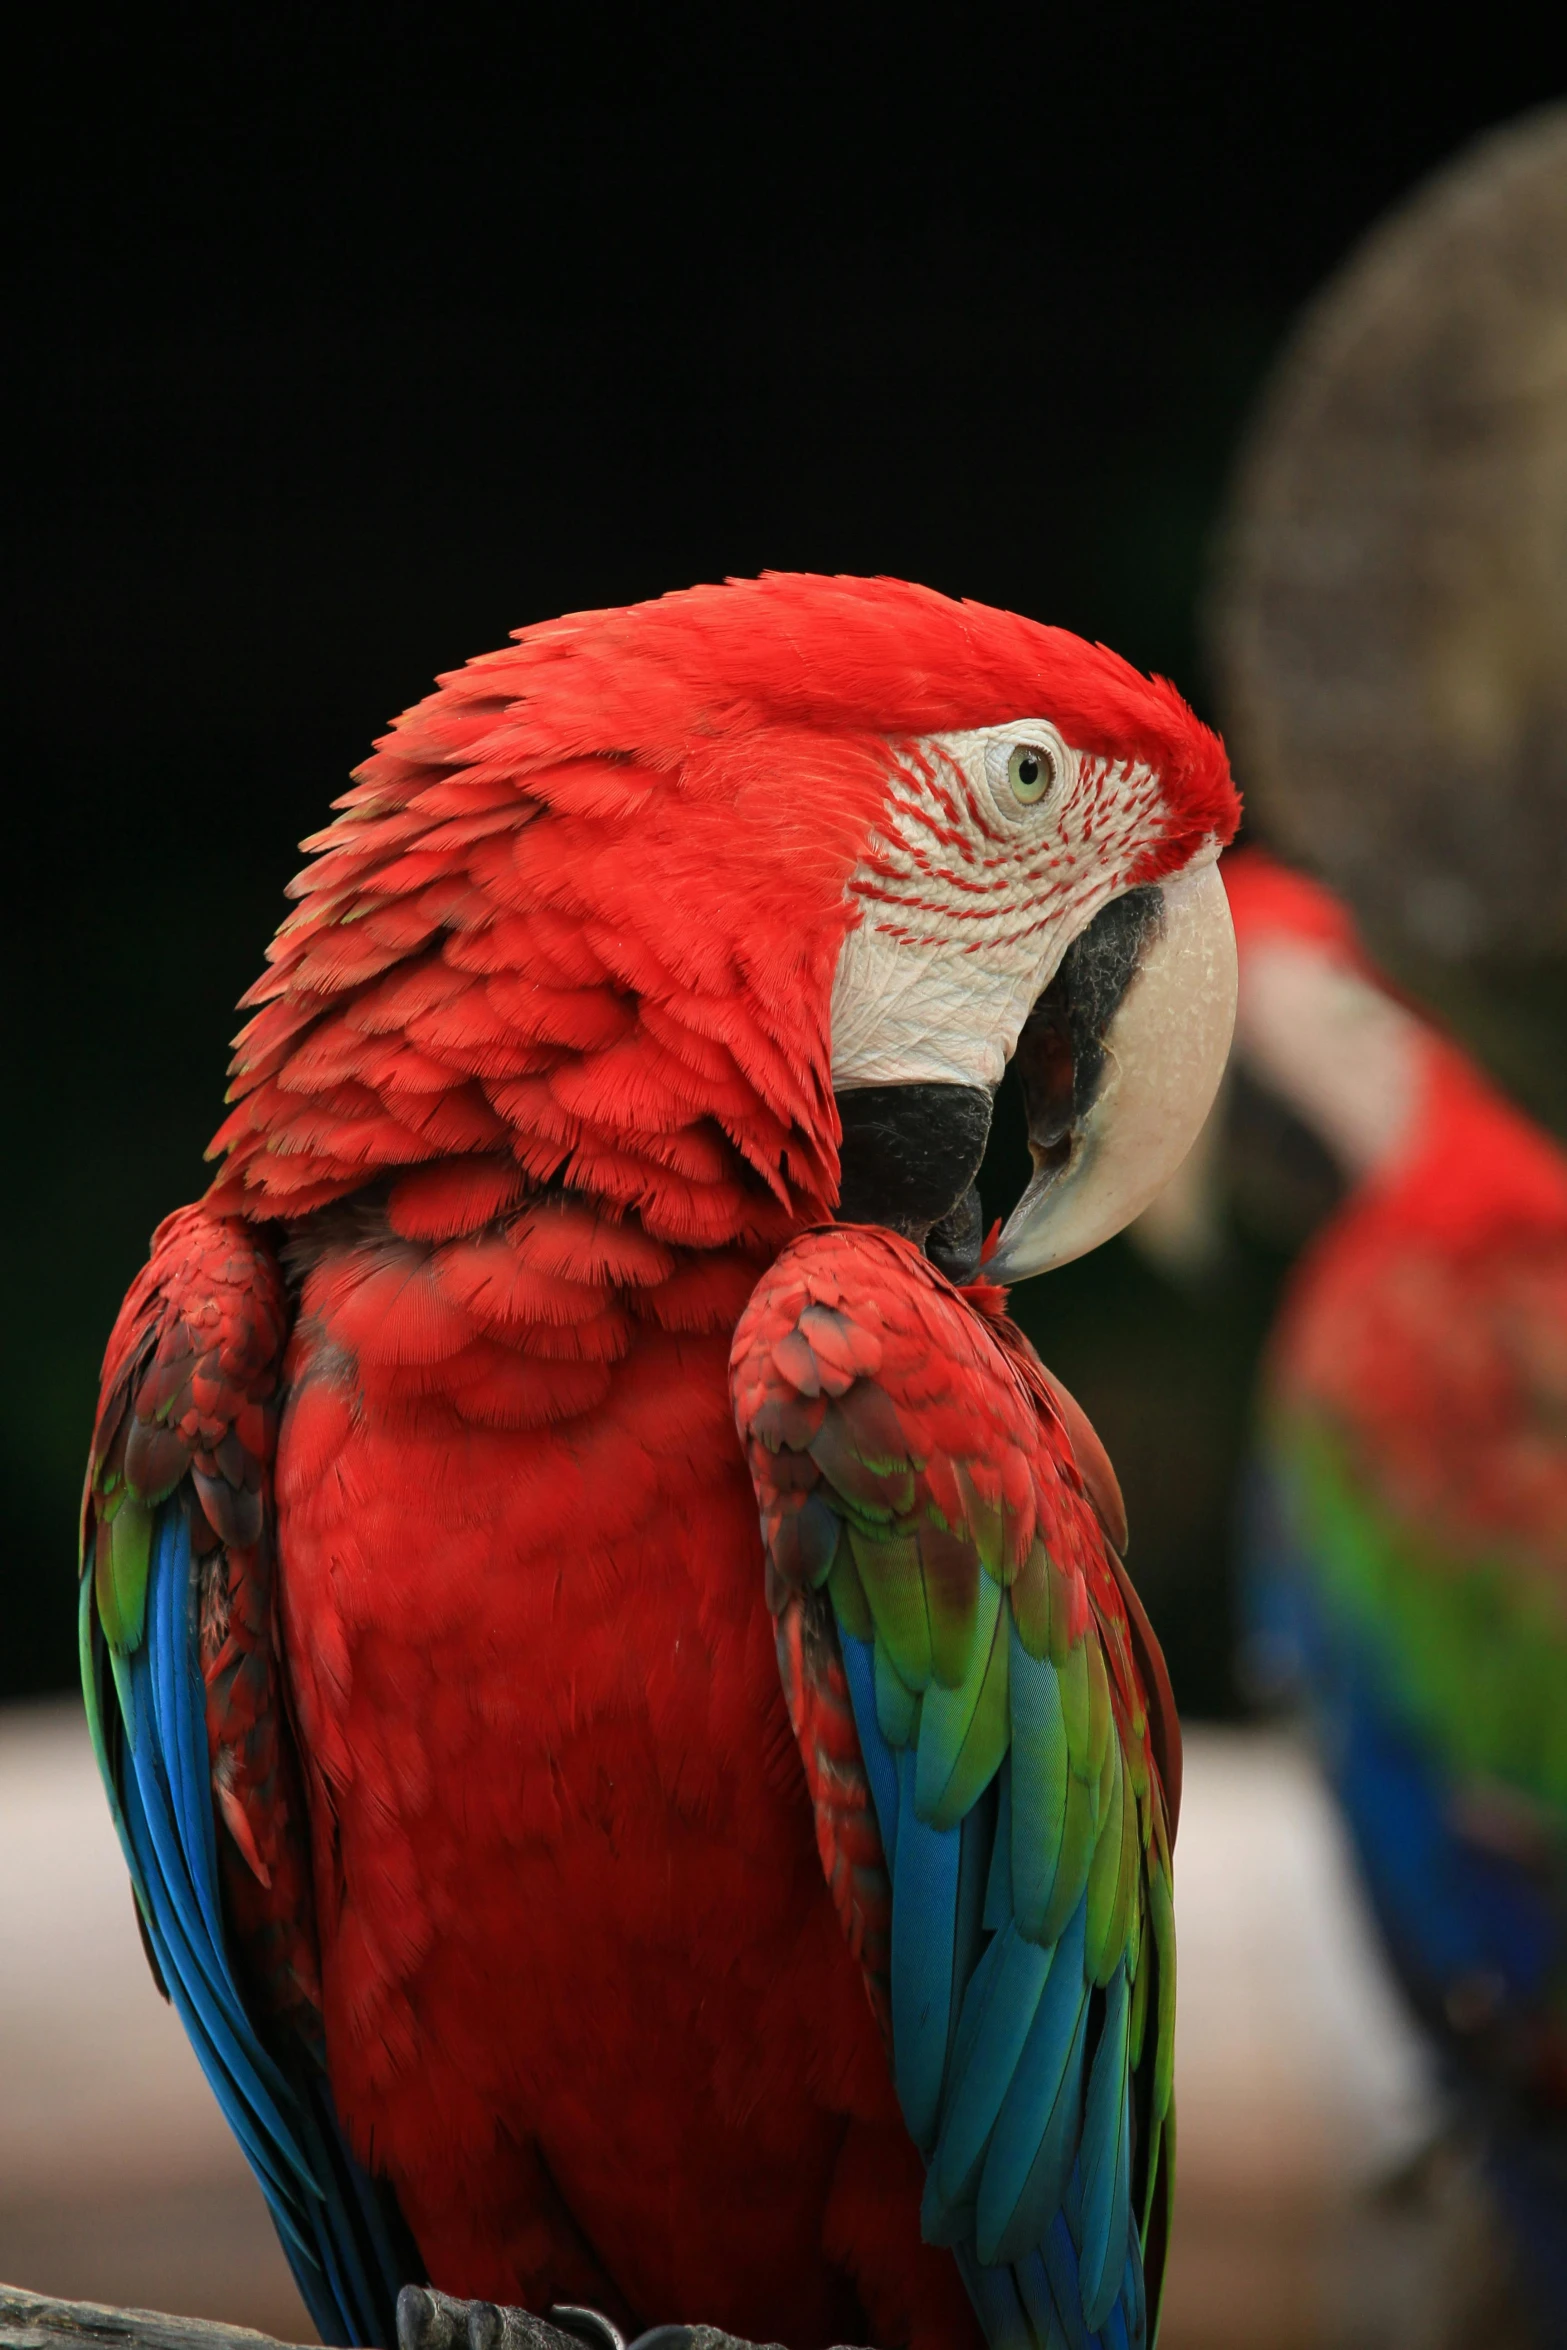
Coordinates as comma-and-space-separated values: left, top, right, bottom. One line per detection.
928, 1916, 1054, 2232
156, 1522, 224, 1953
980, 1906, 1092, 2268
984, 1769, 1015, 1931
952, 1794, 997, 2063
1077, 1969, 1131, 2330
1011, 2247, 1073, 2350
891, 1745, 963, 2152
86, 1503, 411, 2346
843, 1623, 1146, 2349
956, 2245, 1035, 2350
1039, 2213, 1094, 2350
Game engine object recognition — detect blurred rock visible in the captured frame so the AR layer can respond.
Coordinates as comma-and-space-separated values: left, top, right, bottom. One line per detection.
1162, 1727, 1431, 2347
0, 1704, 311, 2341
1210, 105, 1567, 1132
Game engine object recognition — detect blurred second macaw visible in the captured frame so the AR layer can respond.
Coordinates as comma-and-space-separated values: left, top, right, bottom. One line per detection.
1220, 847, 1567, 2338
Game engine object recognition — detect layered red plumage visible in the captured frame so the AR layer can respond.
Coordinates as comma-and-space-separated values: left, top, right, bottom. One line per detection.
271, 1189, 987, 2343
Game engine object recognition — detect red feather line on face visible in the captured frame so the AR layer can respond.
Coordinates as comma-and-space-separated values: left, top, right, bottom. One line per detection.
860, 748, 1168, 954
207, 575, 1235, 1237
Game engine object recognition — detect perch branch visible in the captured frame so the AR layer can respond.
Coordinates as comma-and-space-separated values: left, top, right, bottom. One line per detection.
0, 2283, 867, 2350
0, 2285, 315, 2350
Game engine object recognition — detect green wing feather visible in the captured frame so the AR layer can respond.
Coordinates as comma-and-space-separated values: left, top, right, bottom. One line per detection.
733, 1227, 1181, 2346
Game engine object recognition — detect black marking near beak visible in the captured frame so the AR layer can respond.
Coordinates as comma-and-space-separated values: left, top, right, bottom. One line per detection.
831, 869, 1236, 1288
833, 1082, 993, 1281
830, 893, 1157, 1280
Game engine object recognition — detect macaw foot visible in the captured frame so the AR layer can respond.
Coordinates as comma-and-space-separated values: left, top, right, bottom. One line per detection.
397, 2284, 698, 2350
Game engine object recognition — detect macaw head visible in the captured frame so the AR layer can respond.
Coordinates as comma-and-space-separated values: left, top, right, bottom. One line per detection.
214, 575, 1238, 1282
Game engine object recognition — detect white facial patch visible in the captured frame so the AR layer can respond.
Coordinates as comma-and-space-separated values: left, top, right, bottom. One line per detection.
829, 723, 1170, 1093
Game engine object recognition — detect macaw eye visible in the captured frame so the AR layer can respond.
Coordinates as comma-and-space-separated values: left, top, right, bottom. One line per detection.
1007, 743, 1056, 805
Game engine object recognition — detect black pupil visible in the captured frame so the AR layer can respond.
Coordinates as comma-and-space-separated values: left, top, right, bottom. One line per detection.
1020, 755, 1039, 786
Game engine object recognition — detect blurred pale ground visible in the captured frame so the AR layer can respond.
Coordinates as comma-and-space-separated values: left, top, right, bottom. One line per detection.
2, 1697, 1522, 2350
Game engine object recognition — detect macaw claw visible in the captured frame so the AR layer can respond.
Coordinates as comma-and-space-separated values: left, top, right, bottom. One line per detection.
396, 2285, 697, 2350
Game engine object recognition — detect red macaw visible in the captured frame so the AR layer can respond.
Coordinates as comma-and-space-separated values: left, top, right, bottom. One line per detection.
81, 576, 1238, 2350
1223, 848, 1567, 2336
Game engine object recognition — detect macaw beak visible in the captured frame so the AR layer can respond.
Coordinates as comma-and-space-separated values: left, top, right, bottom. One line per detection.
984, 861, 1237, 1283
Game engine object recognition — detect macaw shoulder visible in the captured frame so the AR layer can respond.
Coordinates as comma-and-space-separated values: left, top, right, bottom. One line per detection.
83, 1200, 321, 2039
88, 1204, 287, 1633
734, 1232, 1123, 1640
93, 1206, 285, 1479
732, 1223, 1181, 1832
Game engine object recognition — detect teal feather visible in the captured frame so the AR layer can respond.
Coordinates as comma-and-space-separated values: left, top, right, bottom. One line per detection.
987, 1986, 1092, 2270
955, 2248, 1036, 2350
950, 1791, 996, 2072
1077, 1965, 1133, 2332
984, 1763, 1014, 1931
932, 1926, 1011, 2221
1009, 1626, 1069, 1939
927, 1918, 1055, 2233
977, 1903, 1091, 2265
1042, 2208, 1094, 2350
1014, 2248, 1074, 2350
1124, 2241, 1147, 2349
1106, 2254, 1139, 2350
841, 1633, 899, 1866
890, 1744, 961, 2152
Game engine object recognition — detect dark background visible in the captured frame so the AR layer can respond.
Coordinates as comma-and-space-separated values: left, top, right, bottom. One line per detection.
4, 6, 1563, 1707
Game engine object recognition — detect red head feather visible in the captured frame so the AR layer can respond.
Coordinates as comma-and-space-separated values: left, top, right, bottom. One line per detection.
208, 575, 1236, 1240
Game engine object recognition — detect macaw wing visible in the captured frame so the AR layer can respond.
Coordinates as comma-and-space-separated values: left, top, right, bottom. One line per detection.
732, 1227, 1178, 2350
82, 1204, 417, 2346
1262, 1232, 1567, 2089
